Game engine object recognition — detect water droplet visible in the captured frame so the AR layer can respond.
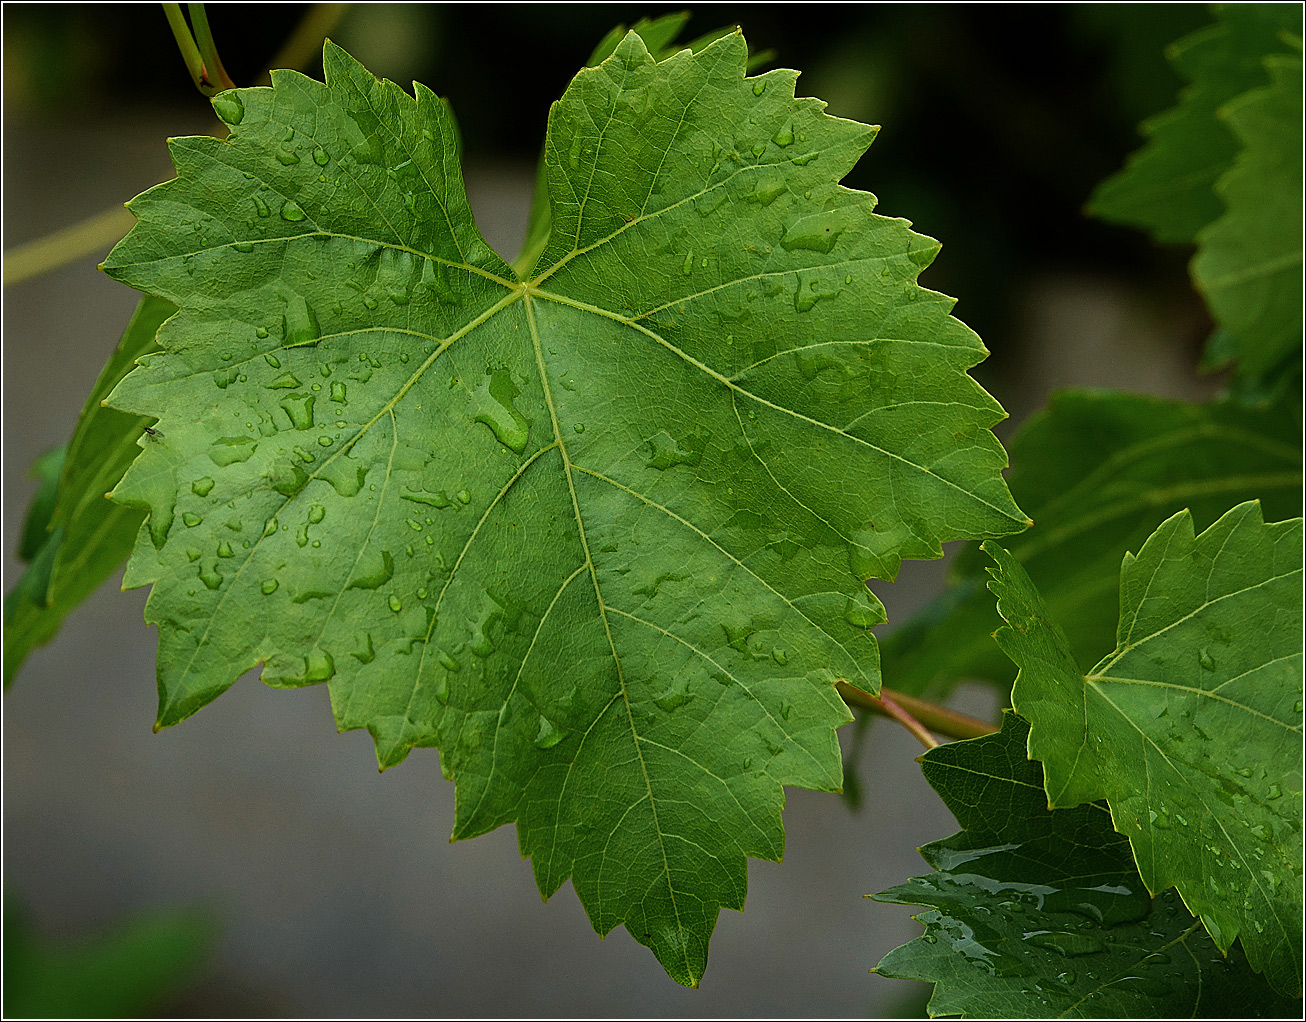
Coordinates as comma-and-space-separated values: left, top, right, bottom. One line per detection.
313, 146, 330, 166
1026, 931, 1105, 957
470, 371, 530, 454
256, 326, 269, 338
752, 79, 766, 96
253, 195, 270, 217
265, 353, 282, 368
185, 548, 201, 562
281, 295, 320, 348
573, 422, 585, 434
747, 167, 785, 206
1199, 648, 1216, 671
1268, 784, 1282, 799
183, 512, 203, 527
843, 592, 884, 629
212, 92, 244, 125
233, 241, 254, 253
407, 519, 423, 531
276, 150, 300, 166
654, 677, 693, 712
280, 394, 316, 430
217, 541, 234, 557
260, 578, 279, 595
568, 133, 583, 170
348, 549, 395, 590
280, 199, 307, 222
388, 595, 403, 612
534, 715, 566, 749
191, 476, 215, 497
781, 219, 843, 254
772, 123, 793, 147
780, 701, 793, 720
790, 151, 817, 167
772, 648, 788, 665
456, 489, 471, 505
198, 562, 223, 590
681, 251, 694, 275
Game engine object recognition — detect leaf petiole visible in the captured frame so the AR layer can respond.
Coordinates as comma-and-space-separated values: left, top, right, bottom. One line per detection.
836, 681, 997, 747
162, 3, 235, 96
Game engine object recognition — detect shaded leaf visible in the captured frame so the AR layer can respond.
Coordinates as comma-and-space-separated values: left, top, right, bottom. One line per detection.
873, 713, 1300, 1018
1191, 53, 1303, 380
986, 503, 1304, 996
99, 36, 1025, 985
3, 296, 171, 686
1089, 3, 1300, 244
878, 389, 1302, 699
3, 893, 212, 1018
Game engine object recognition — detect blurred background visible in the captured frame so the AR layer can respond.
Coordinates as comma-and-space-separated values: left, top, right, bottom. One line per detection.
4, 3, 1226, 1016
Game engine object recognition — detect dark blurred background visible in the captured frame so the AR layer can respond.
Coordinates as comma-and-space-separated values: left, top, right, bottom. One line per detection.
4, 3, 1225, 1017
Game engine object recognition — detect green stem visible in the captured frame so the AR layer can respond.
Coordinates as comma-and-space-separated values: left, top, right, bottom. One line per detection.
836, 680, 997, 746
5, 4, 347, 288
187, 3, 236, 93
162, 3, 207, 92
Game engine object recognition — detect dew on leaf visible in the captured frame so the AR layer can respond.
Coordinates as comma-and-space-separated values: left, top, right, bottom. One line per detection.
234, 241, 254, 253
182, 512, 203, 527
267, 372, 302, 390
348, 549, 394, 590
253, 195, 270, 217
191, 476, 215, 497
280, 199, 307, 221
260, 578, 279, 595
212, 92, 244, 124
534, 715, 567, 749
388, 595, 403, 612
470, 371, 530, 454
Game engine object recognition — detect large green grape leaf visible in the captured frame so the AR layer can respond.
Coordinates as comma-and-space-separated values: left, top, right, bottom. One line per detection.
1191, 53, 1303, 381
98, 35, 1026, 985
3, 296, 171, 686
878, 389, 1302, 699
872, 713, 1300, 1018
985, 502, 1304, 996
1089, 3, 1301, 245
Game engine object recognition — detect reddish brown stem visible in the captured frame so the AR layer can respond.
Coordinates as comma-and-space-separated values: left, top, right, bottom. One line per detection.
836, 680, 998, 748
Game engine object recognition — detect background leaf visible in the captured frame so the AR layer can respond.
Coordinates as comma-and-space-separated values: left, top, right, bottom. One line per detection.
98, 35, 1025, 985
872, 713, 1299, 1018
2, 891, 212, 1018
1191, 53, 1303, 381
878, 389, 1302, 699
986, 504, 1304, 996
1088, 3, 1301, 245
3, 295, 171, 686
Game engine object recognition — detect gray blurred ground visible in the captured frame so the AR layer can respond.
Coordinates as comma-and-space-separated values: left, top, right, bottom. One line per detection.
3, 103, 1217, 1017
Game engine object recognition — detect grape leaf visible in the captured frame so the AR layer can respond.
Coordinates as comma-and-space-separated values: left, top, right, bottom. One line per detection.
1089, 3, 1301, 245
878, 389, 1302, 699
985, 502, 1304, 996
3, 296, 171, 686
872, 713, 1300, 1018
1191, 53, 1303, 381
98, 35, 1026, 985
